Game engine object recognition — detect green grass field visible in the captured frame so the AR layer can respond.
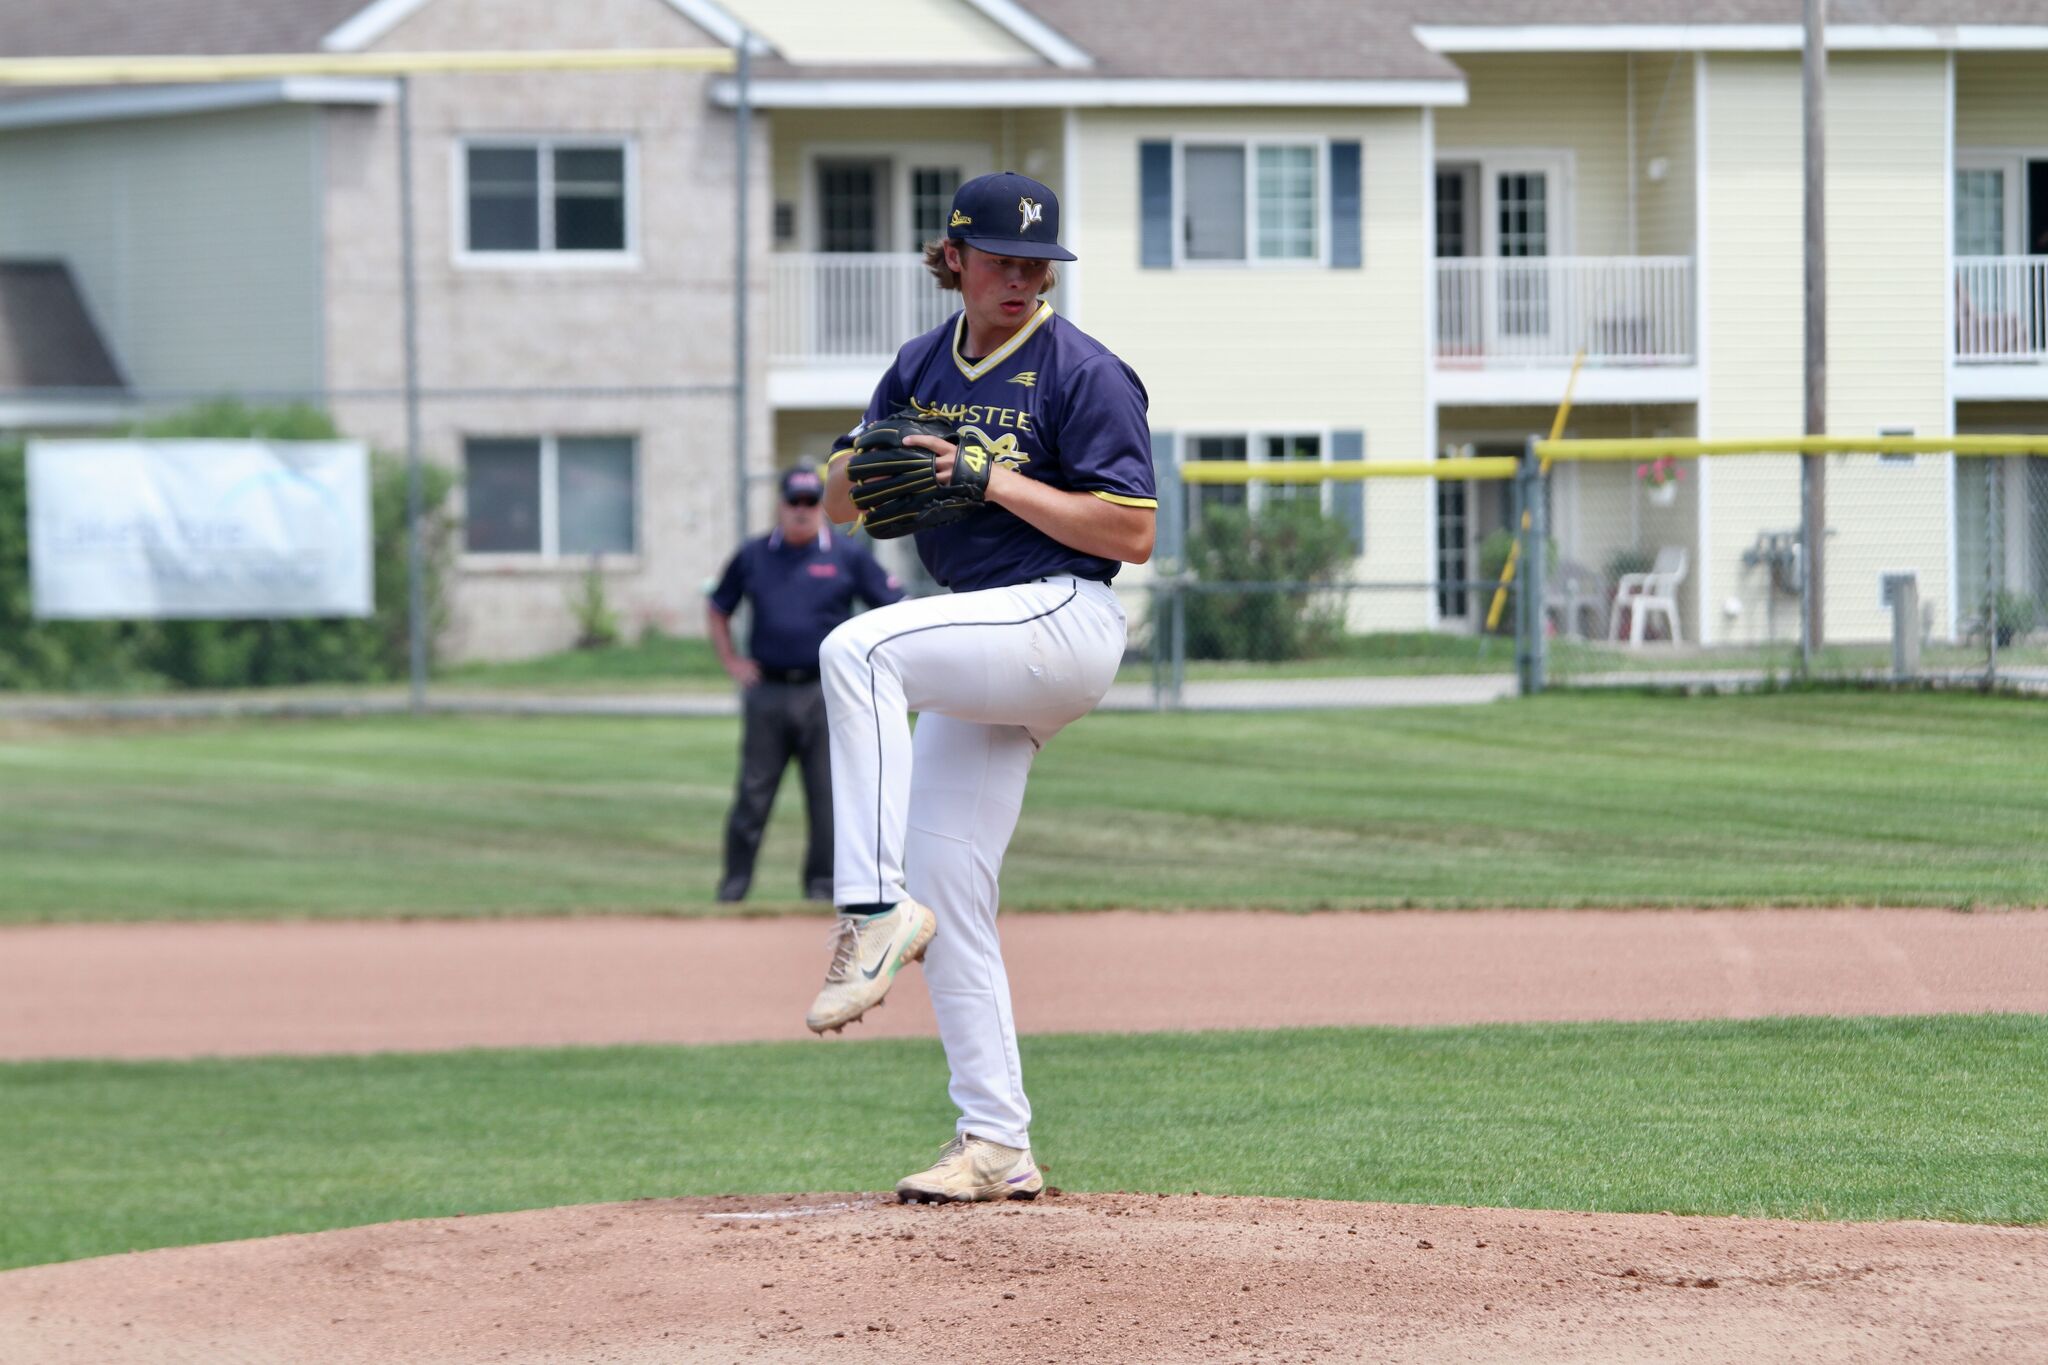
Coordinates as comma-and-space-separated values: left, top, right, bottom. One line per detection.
3, 691, 2046, 921
1, 1014, 2040, 1270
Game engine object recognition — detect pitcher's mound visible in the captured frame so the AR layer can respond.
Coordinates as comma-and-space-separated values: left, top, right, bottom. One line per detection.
2, 1192, 2042, 1363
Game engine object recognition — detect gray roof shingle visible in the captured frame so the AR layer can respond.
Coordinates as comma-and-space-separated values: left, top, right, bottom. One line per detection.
0, 0, 371, 58
5, 0, 2048, 89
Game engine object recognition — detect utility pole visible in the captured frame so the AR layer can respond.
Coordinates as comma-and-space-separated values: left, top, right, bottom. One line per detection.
1801, 0, 1828, 669
732, 33, 753, 547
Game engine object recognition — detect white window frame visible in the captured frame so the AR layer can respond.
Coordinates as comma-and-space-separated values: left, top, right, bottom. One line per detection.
453, 136, 640, 270
460, 433, 642, 567
798, 142, 994, 253
1955, 150, 2031, 255
1179, 428, 1334, 517
1172, 136, 1332, 269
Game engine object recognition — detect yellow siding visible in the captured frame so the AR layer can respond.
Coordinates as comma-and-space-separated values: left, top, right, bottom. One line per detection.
1436, 54, 1634, 256
1074, 108, 1430, 627
775, 408, 862, 466
717, 0, 1038, 65
1702, 55, 1806, 648
1822, 54, 1953, 642
1955, 54, 2048, 146
1633, 53, 1695, 258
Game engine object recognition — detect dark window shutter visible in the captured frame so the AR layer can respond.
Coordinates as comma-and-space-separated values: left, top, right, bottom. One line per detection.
1332, 429, 1365, 554
1329, 141, 1362, 269
1151, 429, 1182, 564
1140, 141, 1174, 268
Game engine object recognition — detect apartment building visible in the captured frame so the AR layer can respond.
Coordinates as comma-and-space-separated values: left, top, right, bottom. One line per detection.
3, 0, 2044, 656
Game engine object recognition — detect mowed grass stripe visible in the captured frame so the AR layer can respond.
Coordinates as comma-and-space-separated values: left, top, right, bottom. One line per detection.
3, 692, 2047, 921
1, 1014, 2042, 1270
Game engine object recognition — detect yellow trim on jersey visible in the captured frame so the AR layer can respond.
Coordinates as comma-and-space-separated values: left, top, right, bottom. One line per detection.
1090, 491, 1158, 508
827, 446, 854, 465
951, 302, 1054, 382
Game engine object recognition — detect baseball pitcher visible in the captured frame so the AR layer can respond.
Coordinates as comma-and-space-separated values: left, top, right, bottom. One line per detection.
808, 171, 1156, 1203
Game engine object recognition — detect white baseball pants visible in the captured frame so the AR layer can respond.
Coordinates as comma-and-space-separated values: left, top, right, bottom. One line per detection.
820, 575, 1126, 1150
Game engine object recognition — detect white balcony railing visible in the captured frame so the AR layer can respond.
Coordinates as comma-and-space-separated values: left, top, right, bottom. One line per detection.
1954, 256, 2048, 363
1434, 256, 1694, 368
770, 253, 956, 364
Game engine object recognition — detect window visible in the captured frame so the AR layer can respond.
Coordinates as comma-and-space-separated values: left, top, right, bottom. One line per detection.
462, 140, 631, 259
1435, 477, 1470, 619
910, 165, 963, 242
1261, 433, 1324, 507
463, 435, 637, 557
1180, 141, 1322, 264
1956, 167, 2009, 256
817, 159, 887, 253
1185, 435, 1248, 522
1183, 432, 1332, 538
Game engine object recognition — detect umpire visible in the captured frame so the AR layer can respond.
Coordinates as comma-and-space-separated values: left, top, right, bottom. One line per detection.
707, 465, 904, 902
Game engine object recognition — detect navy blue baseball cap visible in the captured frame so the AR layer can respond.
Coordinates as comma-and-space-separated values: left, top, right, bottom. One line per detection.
779, 466, 823, 502
945, 171, 1076, 262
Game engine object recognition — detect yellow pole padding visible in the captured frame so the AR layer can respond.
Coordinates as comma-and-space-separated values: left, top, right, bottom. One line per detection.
1178, 456, 1516, 485
1484, 351, 1586, 634
1536, 434, 2048, 461
0, 49, 736, 84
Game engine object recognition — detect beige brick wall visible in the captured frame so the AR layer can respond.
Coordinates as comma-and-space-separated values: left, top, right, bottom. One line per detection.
323, 0, 771, 661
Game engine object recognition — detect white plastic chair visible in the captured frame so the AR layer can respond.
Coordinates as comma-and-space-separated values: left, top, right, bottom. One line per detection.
1607, 547, 1688, 645
1546, 558, 1605, 639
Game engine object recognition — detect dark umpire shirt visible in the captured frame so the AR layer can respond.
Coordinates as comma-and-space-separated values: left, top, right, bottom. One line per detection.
707, 524, 903, 671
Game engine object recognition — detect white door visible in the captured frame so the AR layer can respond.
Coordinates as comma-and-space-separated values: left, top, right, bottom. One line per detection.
1482, 160, 1565, 356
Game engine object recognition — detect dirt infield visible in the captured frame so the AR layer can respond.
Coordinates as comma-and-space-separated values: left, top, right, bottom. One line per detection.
3, 1194, 2043, 1364
3, 908, 2044, 1363
3, 908, 2043, 1060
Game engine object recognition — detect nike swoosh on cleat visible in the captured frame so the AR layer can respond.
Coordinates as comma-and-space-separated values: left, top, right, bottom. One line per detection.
1006, 1171, 1035, 1184
859, 935, 900, 981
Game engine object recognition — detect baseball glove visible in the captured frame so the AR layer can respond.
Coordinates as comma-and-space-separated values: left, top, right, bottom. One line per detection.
844, 409, 992, 539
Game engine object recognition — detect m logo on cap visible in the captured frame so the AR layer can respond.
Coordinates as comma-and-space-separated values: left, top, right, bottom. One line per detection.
950, 209, 972, 228
1018, 197, 1044, 231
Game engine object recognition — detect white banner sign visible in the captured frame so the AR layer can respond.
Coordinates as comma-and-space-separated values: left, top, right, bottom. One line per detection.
28, 440, 373, 620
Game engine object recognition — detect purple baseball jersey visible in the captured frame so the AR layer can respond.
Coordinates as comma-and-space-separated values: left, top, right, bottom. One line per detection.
835, 303, 1156, 592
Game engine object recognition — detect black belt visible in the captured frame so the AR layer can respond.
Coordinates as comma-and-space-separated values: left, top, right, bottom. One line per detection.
755, 665, 820, 684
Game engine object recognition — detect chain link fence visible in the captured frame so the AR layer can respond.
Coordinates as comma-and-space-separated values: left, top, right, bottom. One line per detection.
1528, 438, 2048, 694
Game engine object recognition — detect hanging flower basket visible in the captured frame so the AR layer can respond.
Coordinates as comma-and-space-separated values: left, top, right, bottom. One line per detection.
1637, 456, 1684, 507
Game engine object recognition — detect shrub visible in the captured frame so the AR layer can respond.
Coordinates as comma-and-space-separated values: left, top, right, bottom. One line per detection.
567, 558, 622, 651
0, 403, 455, 691
1181, 500, 1354, 661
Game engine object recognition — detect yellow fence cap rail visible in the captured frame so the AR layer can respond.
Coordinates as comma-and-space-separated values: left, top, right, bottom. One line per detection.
1536, 434, 2048, 461
1180, 456, 1517, 484
0, 49, 736, 84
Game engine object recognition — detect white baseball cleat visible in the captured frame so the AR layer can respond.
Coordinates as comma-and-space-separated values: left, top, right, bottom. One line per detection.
805, 900, 937, 1034
896, 1134, 1044, 1203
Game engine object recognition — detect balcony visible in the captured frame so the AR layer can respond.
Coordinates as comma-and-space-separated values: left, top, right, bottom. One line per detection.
1953, 256, 2048, 400
1433, 256, 1698, 406
768, 253, 953, 407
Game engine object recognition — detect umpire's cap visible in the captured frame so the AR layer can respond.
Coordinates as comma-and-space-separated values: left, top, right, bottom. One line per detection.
945, 171, 1076, 262
779, 466, 824, 502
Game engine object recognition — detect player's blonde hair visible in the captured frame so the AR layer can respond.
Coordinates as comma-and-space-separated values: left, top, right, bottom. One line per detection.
922, 238, 1059, 295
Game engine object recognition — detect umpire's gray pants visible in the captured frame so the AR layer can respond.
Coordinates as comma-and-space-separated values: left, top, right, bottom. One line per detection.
721, 679, 832, 900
